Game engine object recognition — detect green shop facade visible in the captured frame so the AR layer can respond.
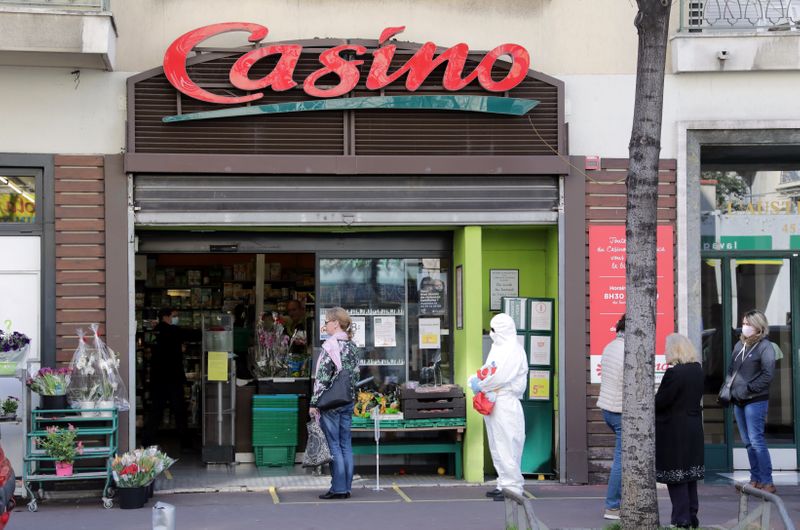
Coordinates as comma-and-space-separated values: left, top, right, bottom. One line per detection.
114, 34, 592, 484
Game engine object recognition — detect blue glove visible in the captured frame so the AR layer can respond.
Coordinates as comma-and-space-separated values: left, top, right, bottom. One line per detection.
468, 376, 481, 394
485, 391, 497, 402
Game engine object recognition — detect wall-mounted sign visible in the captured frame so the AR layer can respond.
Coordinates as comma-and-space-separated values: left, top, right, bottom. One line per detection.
529, 300, 552, 331
529, 335, 551, 366
162, 23, 537, 122
490, 269, 518, 311
588, 225, 674, 384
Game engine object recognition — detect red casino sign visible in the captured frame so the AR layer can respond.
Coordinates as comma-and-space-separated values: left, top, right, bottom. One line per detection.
163, 23, 531, 105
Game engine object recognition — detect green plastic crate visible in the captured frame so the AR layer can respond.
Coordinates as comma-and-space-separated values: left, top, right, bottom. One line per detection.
254, 445, 296, 467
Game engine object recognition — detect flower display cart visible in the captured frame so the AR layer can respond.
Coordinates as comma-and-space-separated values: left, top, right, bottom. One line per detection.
23, 406, 117, 511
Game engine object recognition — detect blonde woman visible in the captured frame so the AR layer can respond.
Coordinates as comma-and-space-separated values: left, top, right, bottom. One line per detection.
656, 333, 704, 529
727, 309, 776, 493
309, 307, 360, 500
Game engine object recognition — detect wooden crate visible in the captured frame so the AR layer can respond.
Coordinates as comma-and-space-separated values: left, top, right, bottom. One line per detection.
400, 386, 466, 419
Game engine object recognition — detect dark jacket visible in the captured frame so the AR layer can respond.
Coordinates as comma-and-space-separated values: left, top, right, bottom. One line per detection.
728, 338, 775, 405
655, 362, 705, 484
153, 321, 186, 384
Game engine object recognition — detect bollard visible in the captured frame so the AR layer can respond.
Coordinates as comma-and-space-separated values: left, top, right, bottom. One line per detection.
152, 501, 176, 530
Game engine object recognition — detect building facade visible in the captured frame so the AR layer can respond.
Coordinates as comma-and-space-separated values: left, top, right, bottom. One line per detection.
1, 0, 799, 484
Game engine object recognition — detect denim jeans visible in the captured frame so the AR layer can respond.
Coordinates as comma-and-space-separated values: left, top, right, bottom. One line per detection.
320, 402, 354, 494
733, 400, 773, 486
603, 410, 622, 510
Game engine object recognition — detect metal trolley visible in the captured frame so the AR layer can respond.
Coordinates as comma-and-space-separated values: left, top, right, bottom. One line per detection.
23, 407, 118, 511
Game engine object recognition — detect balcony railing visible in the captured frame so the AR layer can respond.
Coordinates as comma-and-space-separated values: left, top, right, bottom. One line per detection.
0, 0, 108, 10
680, 0, 800, 31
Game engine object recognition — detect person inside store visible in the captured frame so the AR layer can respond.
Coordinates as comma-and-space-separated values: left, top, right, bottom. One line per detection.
308, 307, 360, 500
468, 312, 528, 501
655, 333, 705, 530
286, 300, 309, 352
144, 307, 189, 449
726, 309, 776, 493
596, 314, 625, 521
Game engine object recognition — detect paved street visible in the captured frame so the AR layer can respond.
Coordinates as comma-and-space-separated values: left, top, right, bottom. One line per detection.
8, 482, 800, 530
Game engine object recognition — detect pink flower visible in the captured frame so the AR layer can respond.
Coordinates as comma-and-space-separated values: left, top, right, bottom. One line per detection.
76, 441, 84, 455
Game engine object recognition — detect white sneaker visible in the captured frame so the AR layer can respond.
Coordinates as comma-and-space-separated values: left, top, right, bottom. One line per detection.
603, 508, 620, 520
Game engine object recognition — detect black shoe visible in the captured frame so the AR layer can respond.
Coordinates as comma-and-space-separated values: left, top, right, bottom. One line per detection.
319, 491, 349, 499
493, 494, 505, 501
486, 488, 503, 498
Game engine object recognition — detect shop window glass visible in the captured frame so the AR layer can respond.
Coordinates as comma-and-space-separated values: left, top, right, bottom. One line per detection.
0, 174, 36, 224
318, 257, 452, 391
700, 169, 800, 252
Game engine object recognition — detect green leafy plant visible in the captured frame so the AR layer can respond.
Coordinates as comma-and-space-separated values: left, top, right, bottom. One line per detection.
1, 396, 19, 416
36, 424, 83, 464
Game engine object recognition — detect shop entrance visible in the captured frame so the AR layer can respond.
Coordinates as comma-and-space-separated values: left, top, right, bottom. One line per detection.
134, 252, 317, 461
132, 232, 456, 478
701, 252, 799, 473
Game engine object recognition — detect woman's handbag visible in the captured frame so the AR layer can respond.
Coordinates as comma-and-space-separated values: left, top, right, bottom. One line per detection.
717, 375, 735, 407
316, 368, 353, 411
302, 420, 332, 467
717, 343, 749, 407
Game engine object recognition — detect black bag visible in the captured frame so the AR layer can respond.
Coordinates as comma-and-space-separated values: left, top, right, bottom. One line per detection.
302, 420, 332, 467
717, 343, 748, 407
717, 375, 734, 407
316, 368, 353, 411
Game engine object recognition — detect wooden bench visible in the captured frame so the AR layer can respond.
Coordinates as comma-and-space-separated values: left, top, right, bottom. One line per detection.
350, 426, 465, 479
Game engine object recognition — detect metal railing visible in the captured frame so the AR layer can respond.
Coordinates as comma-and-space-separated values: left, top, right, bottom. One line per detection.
680, 0, 800, 31
732, 483, 796, 530
502, 490, 549, 530
0, 0, 108, 11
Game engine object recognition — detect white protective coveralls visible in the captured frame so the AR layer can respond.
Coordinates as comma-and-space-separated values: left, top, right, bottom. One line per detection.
472, 313, 528, 494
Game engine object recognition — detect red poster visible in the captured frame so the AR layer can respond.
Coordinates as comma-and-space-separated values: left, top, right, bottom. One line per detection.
589, 225, 674, 383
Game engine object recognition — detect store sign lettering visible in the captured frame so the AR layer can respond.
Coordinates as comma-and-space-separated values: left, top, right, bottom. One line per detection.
725, 200, 800, 215
161, 23, 538, 123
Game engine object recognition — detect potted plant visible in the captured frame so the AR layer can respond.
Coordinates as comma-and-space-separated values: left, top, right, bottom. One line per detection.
35, 424, 83, 477
0, 330, 31, 375
27, 367, 72, 410
0, 396, 19, 421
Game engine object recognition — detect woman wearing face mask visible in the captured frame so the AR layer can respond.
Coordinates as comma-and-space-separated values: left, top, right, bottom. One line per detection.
727, 309, 776, 493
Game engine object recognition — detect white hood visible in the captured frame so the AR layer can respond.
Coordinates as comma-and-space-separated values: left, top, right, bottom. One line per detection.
479, 313, 529, 399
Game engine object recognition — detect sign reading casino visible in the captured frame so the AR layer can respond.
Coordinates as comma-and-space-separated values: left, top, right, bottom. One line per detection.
161, 23, 538, 122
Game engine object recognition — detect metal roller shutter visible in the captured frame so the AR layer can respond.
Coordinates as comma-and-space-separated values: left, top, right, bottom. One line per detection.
133, 174, 558, 226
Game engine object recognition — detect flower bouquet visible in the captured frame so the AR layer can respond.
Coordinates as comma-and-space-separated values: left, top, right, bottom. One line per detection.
66, 325, 129, 415
251, 312, 291, 377
111, 447, 176, 509
0, 330, 30, 375
35, 424, 84, 476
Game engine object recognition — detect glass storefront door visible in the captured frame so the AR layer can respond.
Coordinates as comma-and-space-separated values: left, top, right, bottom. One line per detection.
701, 253, 799, 471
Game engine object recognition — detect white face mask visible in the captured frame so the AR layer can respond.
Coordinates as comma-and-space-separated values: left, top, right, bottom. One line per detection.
171, 316, 179, 326
489, 330, 497, 343
742, 324, 756, 338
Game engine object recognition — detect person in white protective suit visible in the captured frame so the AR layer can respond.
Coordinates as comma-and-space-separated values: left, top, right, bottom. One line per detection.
468, 313, 529, 500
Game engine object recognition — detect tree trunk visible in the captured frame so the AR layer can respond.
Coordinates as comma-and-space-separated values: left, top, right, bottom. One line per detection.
622, 1, 671, 529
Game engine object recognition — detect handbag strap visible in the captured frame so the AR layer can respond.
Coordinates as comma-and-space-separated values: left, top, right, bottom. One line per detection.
729, 342, 754, 383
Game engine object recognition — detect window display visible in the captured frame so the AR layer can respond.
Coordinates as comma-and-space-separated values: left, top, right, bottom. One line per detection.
319, 257, 452, 390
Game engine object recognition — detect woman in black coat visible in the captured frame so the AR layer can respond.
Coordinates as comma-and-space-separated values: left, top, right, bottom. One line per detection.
656, 333, 705, 529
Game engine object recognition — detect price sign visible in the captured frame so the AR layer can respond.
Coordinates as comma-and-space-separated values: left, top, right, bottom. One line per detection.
528, 369, 550, 401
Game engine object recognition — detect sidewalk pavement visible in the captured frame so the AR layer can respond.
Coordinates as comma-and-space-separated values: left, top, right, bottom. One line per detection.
8, 481, 800, 530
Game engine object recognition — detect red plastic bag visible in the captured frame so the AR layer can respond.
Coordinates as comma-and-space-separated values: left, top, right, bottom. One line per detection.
472, 392, 495, 415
